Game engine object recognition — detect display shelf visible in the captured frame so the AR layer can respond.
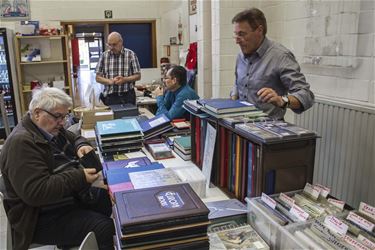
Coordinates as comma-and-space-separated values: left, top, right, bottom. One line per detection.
14, 34, 72, 114
19, 60, 68, 65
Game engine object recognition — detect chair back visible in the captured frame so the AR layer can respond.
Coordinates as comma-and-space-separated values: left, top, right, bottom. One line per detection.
78, 232, 99, 250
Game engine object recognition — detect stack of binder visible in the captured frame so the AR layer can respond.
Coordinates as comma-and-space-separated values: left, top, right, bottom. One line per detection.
113, 183, 210, 249
173, 135, 191, 161
95, 118, 143, 157
138, 113, 174, 140
197, 98, 262, 119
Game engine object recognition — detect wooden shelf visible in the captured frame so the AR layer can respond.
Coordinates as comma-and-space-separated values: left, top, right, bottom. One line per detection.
16, 35, 65, 39
22, 86, 70, 93
14, 35, 73, 114
20, 60, 68, 65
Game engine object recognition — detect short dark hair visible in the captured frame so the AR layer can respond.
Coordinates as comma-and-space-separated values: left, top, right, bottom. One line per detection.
232, 8, 267, 35
168, 65, 187, 86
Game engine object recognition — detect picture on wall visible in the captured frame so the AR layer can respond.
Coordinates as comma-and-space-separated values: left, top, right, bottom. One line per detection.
189, 0, 197, 15
0, 0, 30, 20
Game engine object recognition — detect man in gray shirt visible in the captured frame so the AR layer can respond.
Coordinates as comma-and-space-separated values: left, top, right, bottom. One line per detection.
231, 8, 314, 119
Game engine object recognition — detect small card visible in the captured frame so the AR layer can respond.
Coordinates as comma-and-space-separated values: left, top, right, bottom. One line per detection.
328, 198, 345, 211
346, 211, 375, 232
324, 215, 348, 236
279, 193, 295, 207
314, 183, 330, 198
290, 204, 309, 221
303, 183, 320, 200
261, 193, 276, 209
343, 235, 369, 250
359, 202, 375, 221
357, 234, 375, 249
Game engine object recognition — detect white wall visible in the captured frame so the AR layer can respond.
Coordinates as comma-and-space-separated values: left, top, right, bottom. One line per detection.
200, 0, 375, 110
0, 0, 189, 82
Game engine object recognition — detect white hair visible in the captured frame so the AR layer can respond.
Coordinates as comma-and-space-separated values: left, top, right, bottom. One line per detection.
28, 87, 73, 112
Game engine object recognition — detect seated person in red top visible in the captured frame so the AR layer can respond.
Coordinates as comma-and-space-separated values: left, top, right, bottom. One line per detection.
154, 65, 199, 120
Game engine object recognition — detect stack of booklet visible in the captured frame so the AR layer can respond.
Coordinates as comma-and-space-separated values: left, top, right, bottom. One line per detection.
95, 118, 143, 156
196, 98, 262, 119
173, 135, 191, 160
235, 121, 316, 143
138, 113, 174, 140
146, 142, 175, 160
113, 183, 210, 249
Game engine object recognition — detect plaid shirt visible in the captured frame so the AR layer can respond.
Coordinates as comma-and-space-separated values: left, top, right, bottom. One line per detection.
96, 47, 141, 96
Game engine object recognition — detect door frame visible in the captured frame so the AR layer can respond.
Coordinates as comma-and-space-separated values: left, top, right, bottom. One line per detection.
62, 20, 157, 67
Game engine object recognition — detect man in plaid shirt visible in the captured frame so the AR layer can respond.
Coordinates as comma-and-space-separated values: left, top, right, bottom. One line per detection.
96, 32, 141, 105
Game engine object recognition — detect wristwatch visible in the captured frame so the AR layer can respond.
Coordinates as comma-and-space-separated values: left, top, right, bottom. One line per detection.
281, 95, 290, 108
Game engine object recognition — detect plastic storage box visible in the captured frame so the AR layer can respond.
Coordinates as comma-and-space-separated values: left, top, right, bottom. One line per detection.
246, 190, 350, 249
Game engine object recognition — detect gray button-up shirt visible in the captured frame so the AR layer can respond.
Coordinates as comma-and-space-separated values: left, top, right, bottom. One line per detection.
231, 37, 314, 119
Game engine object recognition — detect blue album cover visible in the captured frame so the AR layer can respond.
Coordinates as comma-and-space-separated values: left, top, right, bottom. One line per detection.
96, 118, 142, 136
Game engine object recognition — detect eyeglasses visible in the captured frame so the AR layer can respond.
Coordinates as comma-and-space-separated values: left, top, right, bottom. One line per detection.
40, 109, 69, 122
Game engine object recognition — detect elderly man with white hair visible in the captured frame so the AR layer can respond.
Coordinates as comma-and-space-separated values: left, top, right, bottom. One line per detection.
96, 31, 141, 105
0, 87, 114, 250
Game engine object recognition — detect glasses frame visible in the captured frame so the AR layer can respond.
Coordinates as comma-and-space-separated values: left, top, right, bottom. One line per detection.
40, 108, 69, 122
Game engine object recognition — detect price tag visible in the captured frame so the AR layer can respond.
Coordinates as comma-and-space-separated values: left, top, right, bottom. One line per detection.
346, 211, 375, 232
359, 202, 375, 221
314, 183, 330, 198
303, 183, 320, 200
279, 193, 295, 207
358, 234, 375, 249
328, 198, 345, 211
261, 193, 276, 210
324, 215, 348, 236
343, 235, 369, 250
290, 204, 309, 221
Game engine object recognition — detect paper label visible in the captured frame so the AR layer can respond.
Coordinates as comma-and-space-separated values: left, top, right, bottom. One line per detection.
357, 234, 375, 249
149, 116, 167, 127
343, 235, 370, 250
346, 211, 375, 232
324, 215, 348, 236
303, 183, 320, 200
279, 193, 295, 207
314, 183, 330, 198
290, 204, 309, 221
359, 202, 375, 221
261, 193, 276, 209
328, 198, 345, 211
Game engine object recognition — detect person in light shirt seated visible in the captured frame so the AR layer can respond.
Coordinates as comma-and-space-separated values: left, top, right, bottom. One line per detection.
153, 65, 199, 120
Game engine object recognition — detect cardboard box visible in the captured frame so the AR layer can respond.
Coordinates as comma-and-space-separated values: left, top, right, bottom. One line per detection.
80, 109, 114, 129
74, 106, 114, 129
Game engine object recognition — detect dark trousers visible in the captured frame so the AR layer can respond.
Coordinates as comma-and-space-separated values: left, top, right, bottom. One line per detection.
32, 188, 115, 250
100, 89, 136, 106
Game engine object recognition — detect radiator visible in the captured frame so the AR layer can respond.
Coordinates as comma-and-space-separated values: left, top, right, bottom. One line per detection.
295, 97, 375, 207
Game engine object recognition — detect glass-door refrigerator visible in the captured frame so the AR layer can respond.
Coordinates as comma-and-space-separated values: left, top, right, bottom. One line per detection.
0, 28, 21, 139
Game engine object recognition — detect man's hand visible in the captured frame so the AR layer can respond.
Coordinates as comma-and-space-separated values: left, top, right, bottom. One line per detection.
153, 86, 164, 97
257, 87, 284, 107
83, 168, 99, 184
231, 95, 238, 100
114, 76, 125, 85
77, 145, 94, 158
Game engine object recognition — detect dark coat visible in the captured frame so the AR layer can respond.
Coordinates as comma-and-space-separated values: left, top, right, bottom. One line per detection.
0, 114, 90, 250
